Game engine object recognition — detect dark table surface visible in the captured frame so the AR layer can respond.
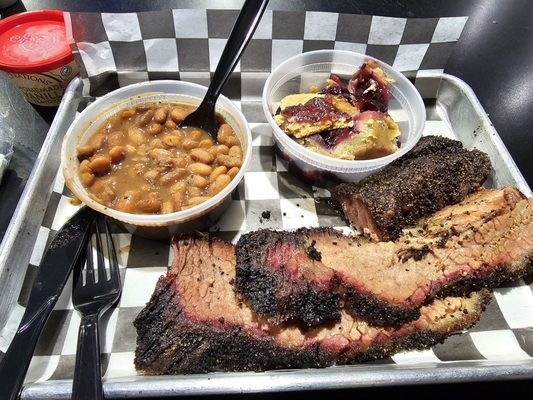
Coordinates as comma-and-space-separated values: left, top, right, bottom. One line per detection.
1, 0, 532, 398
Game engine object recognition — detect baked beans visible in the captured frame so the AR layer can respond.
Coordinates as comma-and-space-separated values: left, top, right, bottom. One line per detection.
76, 102, 242, 214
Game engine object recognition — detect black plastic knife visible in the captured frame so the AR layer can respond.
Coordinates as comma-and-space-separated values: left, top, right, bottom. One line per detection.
0, 206, 97, 400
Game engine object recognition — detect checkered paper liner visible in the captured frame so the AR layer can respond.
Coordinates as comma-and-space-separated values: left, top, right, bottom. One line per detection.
10, 9, 533, 385
65, 10, 469, 96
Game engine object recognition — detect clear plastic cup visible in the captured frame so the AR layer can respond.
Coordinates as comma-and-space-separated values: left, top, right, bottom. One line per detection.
61, 80, 251, 238
262, 50, 426, 184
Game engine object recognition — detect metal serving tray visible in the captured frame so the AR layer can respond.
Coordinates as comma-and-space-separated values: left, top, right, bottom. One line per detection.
0, 73, 532, 399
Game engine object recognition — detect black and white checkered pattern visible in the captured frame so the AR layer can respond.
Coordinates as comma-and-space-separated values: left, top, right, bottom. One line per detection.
64, 10, 469, 95
16, 9, 533, 384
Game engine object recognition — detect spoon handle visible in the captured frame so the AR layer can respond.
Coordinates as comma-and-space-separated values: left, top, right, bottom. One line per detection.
205, 0, 269, 103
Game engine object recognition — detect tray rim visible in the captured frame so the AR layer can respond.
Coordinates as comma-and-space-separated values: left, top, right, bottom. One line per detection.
0, 77, 84, 330
0, 72, 529, 399
20, 359, 533, 399
431, 72, 531, 196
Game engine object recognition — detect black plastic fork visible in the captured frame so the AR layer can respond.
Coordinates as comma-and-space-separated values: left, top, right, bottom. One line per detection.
71, 218, 121, 400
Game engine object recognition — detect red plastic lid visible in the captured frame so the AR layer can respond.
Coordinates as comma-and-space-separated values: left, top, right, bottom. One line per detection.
0, 10, 73, 73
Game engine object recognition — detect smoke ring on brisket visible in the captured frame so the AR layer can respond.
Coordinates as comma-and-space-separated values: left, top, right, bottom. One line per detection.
134, 235, 492, 374
235, 188, 533, 327
235, 229, 342, 326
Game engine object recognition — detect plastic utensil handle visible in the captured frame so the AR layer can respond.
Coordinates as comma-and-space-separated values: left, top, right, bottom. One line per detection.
0, 297, 57, 400
205, 0, 269, 102
72, 313, 103, 400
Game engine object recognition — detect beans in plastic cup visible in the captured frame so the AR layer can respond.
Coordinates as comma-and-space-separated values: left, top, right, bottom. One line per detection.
0, 10, 78, 107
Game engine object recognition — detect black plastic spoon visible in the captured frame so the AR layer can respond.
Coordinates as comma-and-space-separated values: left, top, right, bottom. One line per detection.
179, 0, 269, 139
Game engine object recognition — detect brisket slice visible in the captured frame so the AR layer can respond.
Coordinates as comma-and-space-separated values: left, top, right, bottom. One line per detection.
331, 135, 492, 241
235, 228, 341, 326
134, 235, 491, 374
235, 187, 533, 326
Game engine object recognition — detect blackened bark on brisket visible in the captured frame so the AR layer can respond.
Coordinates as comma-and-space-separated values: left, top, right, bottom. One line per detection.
134, 236, 491, 374
134, 275, 331, 374
235, 229, 341, 326
331, 135, 492, 241
343, 286, 421, 326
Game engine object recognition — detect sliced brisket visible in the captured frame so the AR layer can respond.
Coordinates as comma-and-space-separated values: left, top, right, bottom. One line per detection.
134, 235, 491, 374
235, 228, 341, 326
235, 187, 533, 326
331, 135, 492, 241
